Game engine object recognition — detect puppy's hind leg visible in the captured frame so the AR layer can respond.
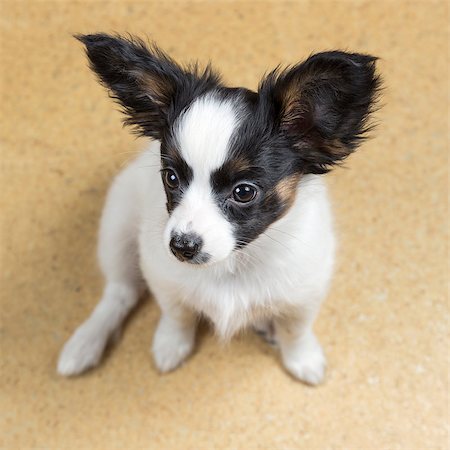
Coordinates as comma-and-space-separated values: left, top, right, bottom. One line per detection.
57, 282, 142, 376
253, 318, 277, 346
58, 169, 144, 376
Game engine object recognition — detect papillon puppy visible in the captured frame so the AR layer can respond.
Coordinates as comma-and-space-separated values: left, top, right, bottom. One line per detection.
58, 34, 380, 385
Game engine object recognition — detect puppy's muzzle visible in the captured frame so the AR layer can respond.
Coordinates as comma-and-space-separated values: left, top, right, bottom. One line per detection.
169, 232, 203, 263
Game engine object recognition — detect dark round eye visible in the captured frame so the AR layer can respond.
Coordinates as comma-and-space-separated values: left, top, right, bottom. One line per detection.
233, 184, 257, 203
164, 169, 179, 190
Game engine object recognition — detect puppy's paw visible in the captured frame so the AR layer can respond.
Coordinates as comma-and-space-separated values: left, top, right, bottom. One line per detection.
152, 319, 195, 373
57, 323, 108, 377
281, 336, 326, 386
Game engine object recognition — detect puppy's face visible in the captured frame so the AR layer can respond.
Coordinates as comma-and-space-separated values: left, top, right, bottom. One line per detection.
159, 91, 294, 264
79, 34, 380, 265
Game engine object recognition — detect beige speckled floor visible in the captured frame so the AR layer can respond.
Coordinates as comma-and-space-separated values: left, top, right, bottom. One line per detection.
1, 1, 448, 448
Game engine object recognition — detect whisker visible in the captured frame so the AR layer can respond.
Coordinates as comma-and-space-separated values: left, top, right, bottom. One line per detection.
261, 231, 296, 256
269, 227, 315, 250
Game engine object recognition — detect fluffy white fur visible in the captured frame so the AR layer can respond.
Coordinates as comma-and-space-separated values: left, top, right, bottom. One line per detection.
58, 97, 336, 385
175, 94, 241, 174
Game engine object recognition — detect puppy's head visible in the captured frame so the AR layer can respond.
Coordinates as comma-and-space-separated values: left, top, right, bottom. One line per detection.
78, 34, 380, 265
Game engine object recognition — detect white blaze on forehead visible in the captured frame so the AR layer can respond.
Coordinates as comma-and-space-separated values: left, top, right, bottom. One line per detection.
174, 93, 240, 177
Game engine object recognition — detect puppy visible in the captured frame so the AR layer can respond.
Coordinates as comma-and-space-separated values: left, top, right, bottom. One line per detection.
58, 34, 380, 384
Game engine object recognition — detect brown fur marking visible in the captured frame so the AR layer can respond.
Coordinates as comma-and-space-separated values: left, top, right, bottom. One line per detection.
227, 157, 252, 174
275, 174, 300, 207
136, 71, 174, 107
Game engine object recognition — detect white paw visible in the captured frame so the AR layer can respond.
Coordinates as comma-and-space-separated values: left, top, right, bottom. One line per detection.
281, 336, 326, 385
57, 323, 108, 377
152, 319, 195, 373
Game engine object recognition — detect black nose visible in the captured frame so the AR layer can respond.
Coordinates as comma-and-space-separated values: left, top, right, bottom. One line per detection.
169, 232, 203, 262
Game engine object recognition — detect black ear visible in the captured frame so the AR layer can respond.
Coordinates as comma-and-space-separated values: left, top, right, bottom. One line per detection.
76, 33, 220, 139
260, 51, 381, 174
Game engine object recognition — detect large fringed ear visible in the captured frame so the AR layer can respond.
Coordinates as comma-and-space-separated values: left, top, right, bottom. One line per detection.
76, 33, 220, 140
259, 51, 381, 174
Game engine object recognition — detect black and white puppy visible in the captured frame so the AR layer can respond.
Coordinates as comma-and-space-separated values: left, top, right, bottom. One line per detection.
58, 34, 380, 384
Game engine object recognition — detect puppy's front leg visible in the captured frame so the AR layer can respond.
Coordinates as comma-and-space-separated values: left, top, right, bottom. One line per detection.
152, 291, 197, 373
275, 308, 326, 386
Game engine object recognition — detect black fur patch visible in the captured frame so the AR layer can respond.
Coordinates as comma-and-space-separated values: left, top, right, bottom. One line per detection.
209, 89, 300, 247
159, 138, 193, 213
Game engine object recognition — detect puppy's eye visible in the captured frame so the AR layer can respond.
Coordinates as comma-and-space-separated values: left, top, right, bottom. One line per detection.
164, 169, 179, 190
233, 184, 257, 203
